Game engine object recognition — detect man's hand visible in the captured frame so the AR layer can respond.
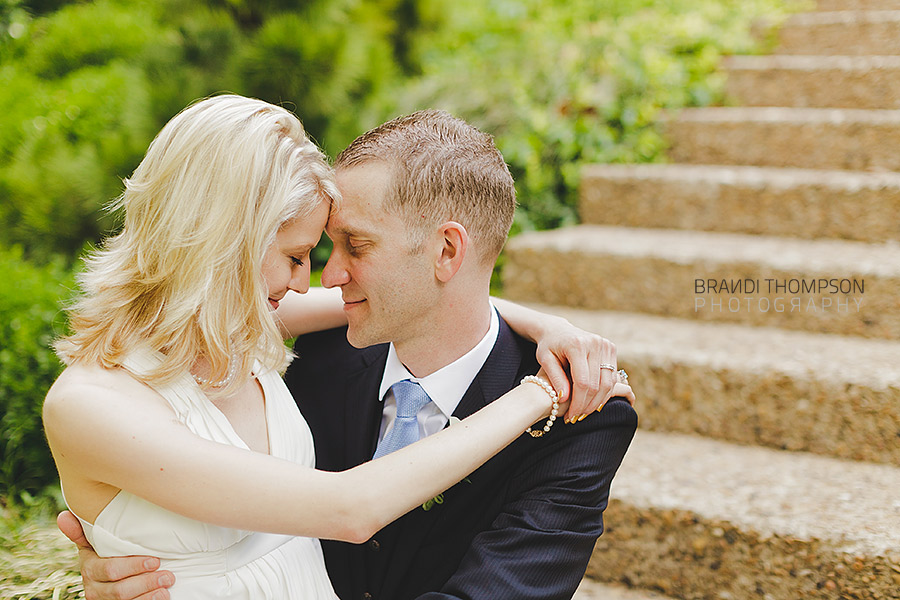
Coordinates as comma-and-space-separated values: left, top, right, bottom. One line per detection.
533, 320, 625, 422
57, 511, 174, 600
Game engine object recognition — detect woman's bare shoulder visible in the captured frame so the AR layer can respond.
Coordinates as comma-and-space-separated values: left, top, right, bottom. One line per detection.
44, 363, 167, 425
49, 363, 146, 398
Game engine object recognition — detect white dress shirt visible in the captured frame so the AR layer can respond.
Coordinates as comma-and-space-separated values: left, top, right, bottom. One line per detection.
377, 307, 500, 442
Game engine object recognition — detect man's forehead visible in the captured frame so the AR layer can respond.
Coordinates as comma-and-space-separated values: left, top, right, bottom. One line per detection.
325, 207, 378, 238
331, 164, 397, 225
335, 161, 394, 196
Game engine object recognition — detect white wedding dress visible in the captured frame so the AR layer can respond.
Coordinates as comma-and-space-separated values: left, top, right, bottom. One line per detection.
65, 350, 339, 599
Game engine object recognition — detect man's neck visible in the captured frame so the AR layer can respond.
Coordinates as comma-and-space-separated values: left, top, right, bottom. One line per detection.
393, 299, 493, 378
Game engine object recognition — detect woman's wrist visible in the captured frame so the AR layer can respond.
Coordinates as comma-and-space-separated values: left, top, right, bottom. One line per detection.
520, 375, 560, 437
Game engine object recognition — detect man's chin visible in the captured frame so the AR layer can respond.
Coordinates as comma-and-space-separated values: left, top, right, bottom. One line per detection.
344, 324, 386, 349
346, 335, 369, 349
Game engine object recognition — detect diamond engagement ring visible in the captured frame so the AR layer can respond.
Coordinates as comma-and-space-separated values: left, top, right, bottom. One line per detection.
617, 369, 628, 384
599, 363, 616, 372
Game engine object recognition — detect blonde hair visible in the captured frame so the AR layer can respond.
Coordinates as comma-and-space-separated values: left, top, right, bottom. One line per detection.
335, 110, 515, 263
56, 95, 339, 394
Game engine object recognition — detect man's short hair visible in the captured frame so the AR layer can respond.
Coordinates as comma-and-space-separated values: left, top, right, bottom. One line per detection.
335, 110, 516, 263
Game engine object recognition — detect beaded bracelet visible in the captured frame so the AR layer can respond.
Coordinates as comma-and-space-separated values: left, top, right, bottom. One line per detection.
521, 375, 560, 438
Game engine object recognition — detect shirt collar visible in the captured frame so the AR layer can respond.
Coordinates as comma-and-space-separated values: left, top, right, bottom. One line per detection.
378, 307, 500, 420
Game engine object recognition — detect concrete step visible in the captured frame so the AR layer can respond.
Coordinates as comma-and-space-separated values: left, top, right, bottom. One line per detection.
502, 225, 900, 338
520, 304, 900, 465
816, 0, 900, 10
579, 164, 900, 243
586, 430, 900, 599
665, 106, 900, 171
777, 10, 900, 55
724, 55, 900, 109
573, 580, 674, 600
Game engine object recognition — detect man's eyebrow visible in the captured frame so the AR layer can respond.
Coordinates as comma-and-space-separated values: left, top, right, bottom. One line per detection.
328, 224, 377, 239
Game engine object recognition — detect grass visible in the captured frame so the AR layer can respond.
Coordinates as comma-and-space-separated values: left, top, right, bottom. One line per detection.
0, 496, 83, 600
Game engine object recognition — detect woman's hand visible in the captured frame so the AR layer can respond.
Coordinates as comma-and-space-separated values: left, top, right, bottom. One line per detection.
532, 321, 619, 422
608, 381, 635, 408
491, 299, 623, 422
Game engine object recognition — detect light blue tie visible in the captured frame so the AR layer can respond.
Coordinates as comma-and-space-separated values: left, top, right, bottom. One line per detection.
373, 380, 432, 459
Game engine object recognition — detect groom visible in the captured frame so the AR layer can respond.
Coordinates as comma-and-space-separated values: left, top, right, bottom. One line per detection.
294, 110, 637, 600
62, 110, 637, 599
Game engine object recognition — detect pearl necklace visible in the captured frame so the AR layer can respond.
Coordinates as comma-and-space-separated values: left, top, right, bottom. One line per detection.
192, 353, 239, 388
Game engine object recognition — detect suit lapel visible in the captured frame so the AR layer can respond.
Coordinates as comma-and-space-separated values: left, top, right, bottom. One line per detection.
344, 344, 390, 468
452, 317, 526, 419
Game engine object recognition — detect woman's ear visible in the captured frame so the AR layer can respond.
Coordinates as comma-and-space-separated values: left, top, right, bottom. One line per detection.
434, 221, 468, 283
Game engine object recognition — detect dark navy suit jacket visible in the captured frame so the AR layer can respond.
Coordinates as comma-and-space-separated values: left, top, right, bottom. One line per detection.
285, 319, 637, 600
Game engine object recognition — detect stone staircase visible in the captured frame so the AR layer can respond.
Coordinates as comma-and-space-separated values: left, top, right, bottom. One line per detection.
505, 2, 900, 599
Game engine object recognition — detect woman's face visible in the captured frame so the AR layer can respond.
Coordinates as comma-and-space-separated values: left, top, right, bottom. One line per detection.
261, 201, 330, 310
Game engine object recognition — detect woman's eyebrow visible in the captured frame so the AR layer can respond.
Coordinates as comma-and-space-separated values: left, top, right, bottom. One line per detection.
286, 242, 316, 254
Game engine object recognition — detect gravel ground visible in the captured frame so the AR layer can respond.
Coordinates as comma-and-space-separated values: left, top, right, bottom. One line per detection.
573, 579, 673, 599
613, 430, 900, 556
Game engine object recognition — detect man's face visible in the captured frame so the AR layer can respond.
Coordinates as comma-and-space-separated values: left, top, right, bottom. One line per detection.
321, 162, 438, 349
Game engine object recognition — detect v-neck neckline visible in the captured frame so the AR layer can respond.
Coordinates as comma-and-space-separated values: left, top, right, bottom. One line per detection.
192, 368, 274, 457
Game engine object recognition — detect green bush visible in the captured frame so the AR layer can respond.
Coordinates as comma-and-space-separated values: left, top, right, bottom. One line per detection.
0, 61, 155, 259
0, 246, 75, 499
0, 2, 163, 261
0, 0, 241, 261
19, 0, 159, 78
0, 0, 412, 263
234, 0, 406, 156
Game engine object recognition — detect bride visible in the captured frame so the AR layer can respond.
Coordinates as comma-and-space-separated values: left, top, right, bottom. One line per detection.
43, 95, 619, 599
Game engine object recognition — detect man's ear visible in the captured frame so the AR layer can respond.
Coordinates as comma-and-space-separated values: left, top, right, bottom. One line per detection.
434, 221, 468, 283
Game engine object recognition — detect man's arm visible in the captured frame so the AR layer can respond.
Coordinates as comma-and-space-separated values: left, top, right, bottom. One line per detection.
57, 511, 174, 600
416, 397, 638, 600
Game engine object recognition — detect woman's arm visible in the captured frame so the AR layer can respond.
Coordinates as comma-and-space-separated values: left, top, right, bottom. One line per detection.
44, 365, 559, 545
274, 288, 346, 339
492, 297, 620, 421
274, 288, 625, 421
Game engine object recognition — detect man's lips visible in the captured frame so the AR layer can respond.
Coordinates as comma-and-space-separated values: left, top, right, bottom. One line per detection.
343, 298, 366, 309
268, 298, 281, 310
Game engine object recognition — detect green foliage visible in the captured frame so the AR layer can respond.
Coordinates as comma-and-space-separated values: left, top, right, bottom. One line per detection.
381, 0, 793, 231
0, 2, 162, 260
0, 61, 155, 259
234, 1, 404, 155
0, 0, 413, 262
0, 247, 75, 499
19, 0, 158, 78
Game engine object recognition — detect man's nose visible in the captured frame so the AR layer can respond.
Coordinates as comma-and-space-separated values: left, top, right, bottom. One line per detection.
321, 251, 349, 289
